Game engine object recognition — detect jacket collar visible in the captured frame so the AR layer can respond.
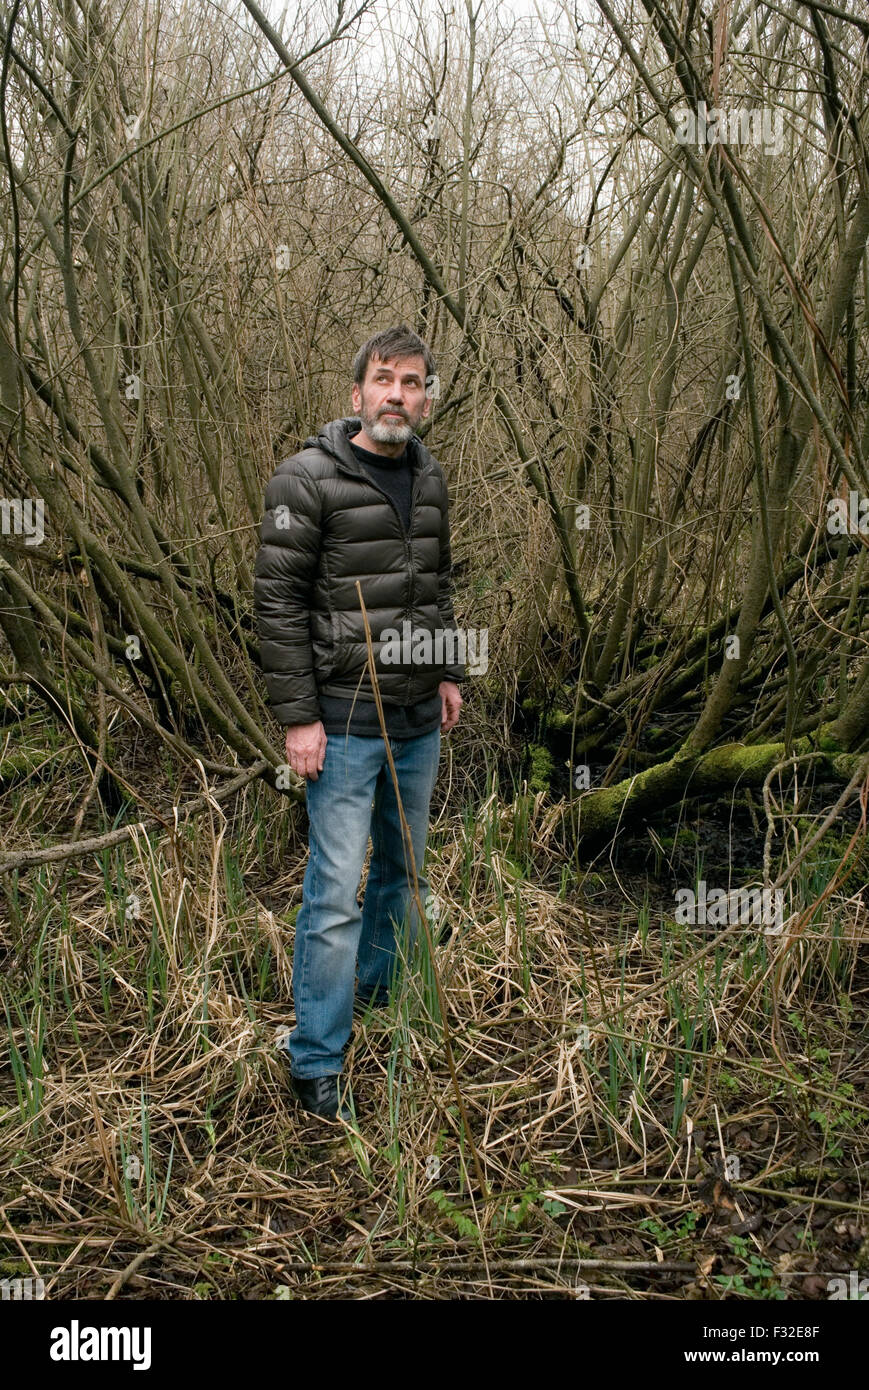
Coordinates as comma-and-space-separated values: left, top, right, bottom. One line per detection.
305, 417, 434, 481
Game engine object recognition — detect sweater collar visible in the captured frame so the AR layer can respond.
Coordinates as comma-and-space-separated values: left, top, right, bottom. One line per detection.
349, 436, 408, 468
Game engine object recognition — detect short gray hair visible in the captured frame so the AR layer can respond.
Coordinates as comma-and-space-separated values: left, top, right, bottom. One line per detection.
352, 324, 436, 388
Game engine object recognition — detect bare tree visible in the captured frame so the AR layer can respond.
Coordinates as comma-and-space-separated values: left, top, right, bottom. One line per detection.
0, 0, 866, 849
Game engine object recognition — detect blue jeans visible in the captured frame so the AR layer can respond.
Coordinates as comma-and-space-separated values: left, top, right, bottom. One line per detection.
287, 726, 441, 1078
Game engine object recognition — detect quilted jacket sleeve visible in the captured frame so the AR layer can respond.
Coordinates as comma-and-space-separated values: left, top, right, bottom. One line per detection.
436, 478, 466, 684
253, 460, 323, 727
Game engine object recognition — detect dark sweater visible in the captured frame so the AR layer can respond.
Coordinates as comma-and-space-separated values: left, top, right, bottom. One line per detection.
316, 437, 456, 738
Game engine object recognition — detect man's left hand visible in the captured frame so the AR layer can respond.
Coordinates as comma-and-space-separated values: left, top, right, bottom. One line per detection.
439, 680, 463, 734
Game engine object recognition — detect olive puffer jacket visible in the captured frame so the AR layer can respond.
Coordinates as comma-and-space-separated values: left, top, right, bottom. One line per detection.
253, 416, 465, 727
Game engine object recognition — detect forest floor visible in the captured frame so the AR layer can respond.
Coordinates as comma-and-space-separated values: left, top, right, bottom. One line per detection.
0, 747, 866, 1300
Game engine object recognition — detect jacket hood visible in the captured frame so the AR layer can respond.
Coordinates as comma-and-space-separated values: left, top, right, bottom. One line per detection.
303, 417, 436, 477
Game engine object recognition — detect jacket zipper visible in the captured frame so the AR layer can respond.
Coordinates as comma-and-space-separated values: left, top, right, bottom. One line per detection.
405, 470, 421, 700
337, 455, 424, 700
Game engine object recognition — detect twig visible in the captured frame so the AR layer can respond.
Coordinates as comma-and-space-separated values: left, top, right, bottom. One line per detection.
275, 1256, 696, 1273
355, 581, 490, 1202
105, 1237, 174, 1300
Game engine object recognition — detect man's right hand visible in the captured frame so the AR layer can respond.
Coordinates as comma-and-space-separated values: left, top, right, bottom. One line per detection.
285, 721, 327, 781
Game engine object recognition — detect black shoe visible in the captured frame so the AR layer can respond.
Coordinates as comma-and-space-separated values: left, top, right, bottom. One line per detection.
291, 1073, 353, 1123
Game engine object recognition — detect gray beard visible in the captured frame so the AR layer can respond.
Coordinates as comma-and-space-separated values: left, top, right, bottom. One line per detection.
359, 405, 414, 446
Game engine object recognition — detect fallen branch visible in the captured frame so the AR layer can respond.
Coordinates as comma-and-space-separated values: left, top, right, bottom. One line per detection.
270, 1256, 697, 1274
0, 758, 272, 873
563, 739, 869, 844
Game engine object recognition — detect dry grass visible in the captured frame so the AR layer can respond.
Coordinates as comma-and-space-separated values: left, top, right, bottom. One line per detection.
0, 771, 867, 1301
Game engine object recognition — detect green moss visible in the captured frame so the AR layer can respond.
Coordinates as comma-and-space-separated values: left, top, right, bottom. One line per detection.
527, 743, 554, 794
519, 697, 577, 732
545, 706, 577, 731
659, 828, 698, 849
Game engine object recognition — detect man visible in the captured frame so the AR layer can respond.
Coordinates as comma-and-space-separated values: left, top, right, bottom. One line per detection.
254, 324, 464, 1124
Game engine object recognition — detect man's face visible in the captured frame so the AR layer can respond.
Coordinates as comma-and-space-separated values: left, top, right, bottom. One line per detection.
351, 353, 432, 445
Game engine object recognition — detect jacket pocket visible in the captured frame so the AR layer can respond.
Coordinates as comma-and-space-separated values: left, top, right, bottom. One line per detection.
325, 610, 350, 677
310, 611, 337, 680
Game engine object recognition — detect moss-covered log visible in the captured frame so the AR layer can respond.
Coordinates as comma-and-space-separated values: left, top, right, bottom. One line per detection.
0, 745, 75, 790
561, 733, 868, 845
